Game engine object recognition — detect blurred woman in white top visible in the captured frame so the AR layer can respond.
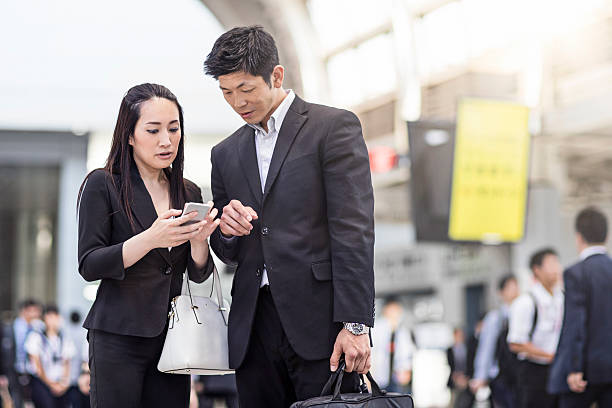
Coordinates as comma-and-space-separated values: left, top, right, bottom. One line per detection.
25, 305, 76, 408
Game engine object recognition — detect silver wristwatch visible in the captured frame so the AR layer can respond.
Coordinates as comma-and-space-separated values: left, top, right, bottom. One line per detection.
343, 322, 369, 336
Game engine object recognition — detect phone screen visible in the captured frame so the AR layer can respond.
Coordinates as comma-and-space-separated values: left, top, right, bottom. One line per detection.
180, 202, 210, 225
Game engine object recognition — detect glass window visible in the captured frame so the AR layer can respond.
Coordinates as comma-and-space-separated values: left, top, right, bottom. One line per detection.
327, 32, 398, 107
307, 0, 393, 53
414, 1, 467, 77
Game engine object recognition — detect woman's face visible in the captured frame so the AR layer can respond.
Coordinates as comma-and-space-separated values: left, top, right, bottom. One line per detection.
129, 97, 181, 171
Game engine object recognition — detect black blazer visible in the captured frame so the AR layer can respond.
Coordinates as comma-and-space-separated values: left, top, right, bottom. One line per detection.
548, 253, 612, 394
210, 95, 375, 368
78, 162, 214, 338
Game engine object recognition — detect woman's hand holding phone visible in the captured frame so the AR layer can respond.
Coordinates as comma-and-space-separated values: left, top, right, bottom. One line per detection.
188, 201, 220, 247
146, 204, 217, 249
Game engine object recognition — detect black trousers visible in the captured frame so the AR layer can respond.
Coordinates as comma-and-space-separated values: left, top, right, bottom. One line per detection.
30, 376, 74, 408
559, 383, 612, 408
235, 287, 358, 408
88, 328, 189, 408
489, 377, 516, 408
517, 361, 558, 408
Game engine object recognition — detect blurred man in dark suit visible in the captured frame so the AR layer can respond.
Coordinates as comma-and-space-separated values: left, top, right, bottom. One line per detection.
548, 207, 612, 407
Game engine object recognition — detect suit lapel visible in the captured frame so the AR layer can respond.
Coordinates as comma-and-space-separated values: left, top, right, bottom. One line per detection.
263, 97, 308, 202
129, 160, 173, 266
237, 126, 264, 206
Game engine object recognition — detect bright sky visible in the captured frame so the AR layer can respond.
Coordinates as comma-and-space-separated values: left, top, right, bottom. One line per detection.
0, 0, 242, 134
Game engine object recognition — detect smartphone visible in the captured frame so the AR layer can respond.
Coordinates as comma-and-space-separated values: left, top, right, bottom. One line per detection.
179, 202, 211, 226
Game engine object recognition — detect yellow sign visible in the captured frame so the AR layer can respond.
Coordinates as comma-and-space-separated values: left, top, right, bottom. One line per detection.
449, 99, 530, 243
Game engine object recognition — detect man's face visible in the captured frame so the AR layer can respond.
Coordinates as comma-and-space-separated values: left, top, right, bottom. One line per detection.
500, 278, 519, 304
44, 312, 61, 332
454, 329, 465, 344
383, 302, 403, 321
218, 70, 279, 127
534, 254, 562, 288
24, 305, 41, 322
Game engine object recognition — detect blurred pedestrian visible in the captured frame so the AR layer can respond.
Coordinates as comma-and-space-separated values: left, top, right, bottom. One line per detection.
7, 299, 43, 408
195, 375, 239, 408
0, 340, 10, 408
447, 328, 471, 408
508, 248, 563, 408
449, 316, 485, 408
64, 311, 88, 408
548, 207, 612, 407
0, 375, 12, 408
75, 344, 90, 408
470, 274, 519, 408
25, 305, 76, 408
77, 83, 218, 408
371, 298, 414, 393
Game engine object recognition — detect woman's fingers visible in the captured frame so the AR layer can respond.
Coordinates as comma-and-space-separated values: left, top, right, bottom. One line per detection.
159, 209, 182, 220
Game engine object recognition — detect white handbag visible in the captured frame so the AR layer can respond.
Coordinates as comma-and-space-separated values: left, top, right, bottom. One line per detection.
158, 265, 234, 375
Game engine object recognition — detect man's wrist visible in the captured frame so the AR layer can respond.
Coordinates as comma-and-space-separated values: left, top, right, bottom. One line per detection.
343, 322, 369, 336
220, 231, 237, 241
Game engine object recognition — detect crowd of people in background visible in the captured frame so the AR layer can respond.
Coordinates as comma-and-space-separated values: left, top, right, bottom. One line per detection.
1, 205, 610, 408
0, 302, 240, 408
0, 301, 90, 408
447, 206, 612, 408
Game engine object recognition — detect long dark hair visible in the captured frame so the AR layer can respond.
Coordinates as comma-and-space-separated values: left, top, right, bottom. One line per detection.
78, 83, 187, 230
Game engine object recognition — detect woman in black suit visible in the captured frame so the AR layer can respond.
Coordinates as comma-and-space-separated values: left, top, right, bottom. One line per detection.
77, 83, 220, 408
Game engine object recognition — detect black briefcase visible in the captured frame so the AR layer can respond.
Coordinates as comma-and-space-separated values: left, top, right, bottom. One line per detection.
290, 361, 413, 407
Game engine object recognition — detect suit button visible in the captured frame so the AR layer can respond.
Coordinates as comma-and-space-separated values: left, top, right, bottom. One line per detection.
261, 227, 270, 236
256, 268, 262, 277
164, 266, 172, 275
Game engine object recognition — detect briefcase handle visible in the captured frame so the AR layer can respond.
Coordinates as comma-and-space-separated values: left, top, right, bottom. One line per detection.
320, 359, 385, 400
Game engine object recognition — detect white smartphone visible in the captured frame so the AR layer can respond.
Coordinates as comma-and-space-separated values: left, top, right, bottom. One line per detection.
180, 202, 212, 225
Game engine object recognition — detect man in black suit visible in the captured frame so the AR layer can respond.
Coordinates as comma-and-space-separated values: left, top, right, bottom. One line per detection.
204, 26, 375, 407
548, 207, 612, 407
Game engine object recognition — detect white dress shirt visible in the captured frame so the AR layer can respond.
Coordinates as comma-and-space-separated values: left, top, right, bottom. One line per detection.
473, 305, 508, 380
370, 317, 414, 388
507, 281, 564, 364
579, 245, 607, 260
230, 89, 295, 287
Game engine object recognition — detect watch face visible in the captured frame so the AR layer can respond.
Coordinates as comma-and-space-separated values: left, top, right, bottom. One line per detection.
346, 323, 365, 335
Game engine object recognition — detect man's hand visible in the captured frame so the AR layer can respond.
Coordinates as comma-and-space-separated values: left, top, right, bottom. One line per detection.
469, 378, 487, 394
567, 372, 587, 393
0, 375, 8, 389
397, 370, 412, 386
452, 372, 469, 389
49, 381, 68, 396
220, 200, 258, 237
330, 329, 371, 374
78, 373, 90, 395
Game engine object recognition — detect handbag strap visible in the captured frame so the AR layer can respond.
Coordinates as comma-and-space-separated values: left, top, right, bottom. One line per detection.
182, 261, 229, 326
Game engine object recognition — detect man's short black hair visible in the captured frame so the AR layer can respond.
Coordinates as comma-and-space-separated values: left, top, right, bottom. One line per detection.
576, 207, 608, 244
43, 305, 59, 316
19, 298, 40, 310
383, 296, 400, 307
497, 274, 516, 291
529, 248, 558, 271
204, 25, 279, 86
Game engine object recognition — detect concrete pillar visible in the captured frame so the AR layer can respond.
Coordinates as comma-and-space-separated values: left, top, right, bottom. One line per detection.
56, 156, 89, 319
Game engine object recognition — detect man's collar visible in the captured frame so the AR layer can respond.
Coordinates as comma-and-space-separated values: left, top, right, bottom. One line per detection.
580, 245, 607, 260
248, 89, 295, 134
